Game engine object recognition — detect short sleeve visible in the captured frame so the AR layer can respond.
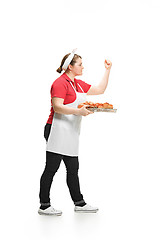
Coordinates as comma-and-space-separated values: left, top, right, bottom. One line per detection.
50, 79, 68, 99
76, 79, 91, 93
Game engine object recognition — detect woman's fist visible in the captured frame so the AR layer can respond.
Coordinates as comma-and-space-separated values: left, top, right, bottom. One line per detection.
104, 59, 112, 70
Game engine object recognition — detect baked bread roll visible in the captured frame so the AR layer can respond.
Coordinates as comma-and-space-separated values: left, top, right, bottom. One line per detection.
78, 101, 113, 109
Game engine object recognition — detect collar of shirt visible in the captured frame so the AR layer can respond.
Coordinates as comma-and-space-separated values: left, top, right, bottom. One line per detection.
62, 73, 78, 91
62, 73, 75, 82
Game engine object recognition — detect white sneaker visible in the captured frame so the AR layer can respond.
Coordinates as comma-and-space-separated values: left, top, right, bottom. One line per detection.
38, 206, 62, 216
74, 204, 99, 213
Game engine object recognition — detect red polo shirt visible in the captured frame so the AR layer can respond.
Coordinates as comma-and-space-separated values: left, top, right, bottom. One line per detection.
46, 73, 91, 124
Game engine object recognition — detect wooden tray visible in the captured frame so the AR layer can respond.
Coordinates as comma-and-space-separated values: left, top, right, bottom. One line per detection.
86, 107, 117, 113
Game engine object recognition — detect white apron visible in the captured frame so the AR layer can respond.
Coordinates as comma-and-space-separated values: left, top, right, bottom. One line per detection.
46, 82, 87, 156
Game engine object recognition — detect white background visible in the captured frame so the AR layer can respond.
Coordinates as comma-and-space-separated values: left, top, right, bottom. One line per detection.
0, 0, 160, 239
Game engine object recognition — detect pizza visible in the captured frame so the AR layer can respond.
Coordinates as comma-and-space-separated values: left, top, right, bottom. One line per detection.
78, 101, 113, 109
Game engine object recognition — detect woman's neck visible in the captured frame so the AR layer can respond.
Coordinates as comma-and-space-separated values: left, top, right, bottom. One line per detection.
65, 71, 76, 82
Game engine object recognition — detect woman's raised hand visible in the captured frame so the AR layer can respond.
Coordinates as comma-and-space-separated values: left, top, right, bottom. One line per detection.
104, 59, 112, 70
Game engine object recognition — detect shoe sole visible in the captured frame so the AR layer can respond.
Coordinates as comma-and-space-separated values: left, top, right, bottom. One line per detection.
74, 210, 98, 213
38, 211, 62, 216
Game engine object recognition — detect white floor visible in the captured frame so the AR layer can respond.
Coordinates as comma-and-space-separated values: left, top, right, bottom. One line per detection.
3, 193, 160, 240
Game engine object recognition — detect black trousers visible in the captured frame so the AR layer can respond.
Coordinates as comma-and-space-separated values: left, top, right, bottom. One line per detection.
39, 124, 85, 206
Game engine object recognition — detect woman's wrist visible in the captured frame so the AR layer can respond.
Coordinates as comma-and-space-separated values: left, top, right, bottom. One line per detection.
74, 108, 80, 116
105, 67, 111, 73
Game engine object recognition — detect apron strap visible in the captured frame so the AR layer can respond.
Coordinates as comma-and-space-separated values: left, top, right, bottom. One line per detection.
69, 81, 77, 93
69, 81, 85, 93
77, 83, 85, 93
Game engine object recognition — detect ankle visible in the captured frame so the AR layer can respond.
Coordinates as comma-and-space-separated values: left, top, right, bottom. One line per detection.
75, 200, 86, 207
40, 203, 51, 210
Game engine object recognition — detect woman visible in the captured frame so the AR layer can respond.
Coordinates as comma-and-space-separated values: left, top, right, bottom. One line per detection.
38, 49, 112, 216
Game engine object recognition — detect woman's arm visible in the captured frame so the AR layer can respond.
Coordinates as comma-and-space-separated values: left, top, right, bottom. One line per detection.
87, 59, 112, 95
52, 97, 93, 116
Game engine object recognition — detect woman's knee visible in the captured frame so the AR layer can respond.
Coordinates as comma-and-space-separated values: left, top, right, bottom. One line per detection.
63, 157, 79, 174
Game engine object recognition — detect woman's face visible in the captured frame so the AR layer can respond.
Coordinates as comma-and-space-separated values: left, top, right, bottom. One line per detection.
69, 58, 84, 76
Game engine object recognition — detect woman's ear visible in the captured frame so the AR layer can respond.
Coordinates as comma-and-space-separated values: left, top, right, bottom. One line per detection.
68, 64, 73, 71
